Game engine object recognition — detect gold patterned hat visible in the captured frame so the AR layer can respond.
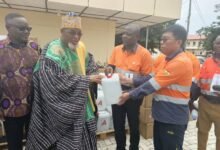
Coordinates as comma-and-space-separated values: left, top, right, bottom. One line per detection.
61, 12, 81, 29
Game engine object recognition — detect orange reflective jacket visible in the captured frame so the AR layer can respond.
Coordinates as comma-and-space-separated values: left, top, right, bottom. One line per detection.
199, 57, 220, 97
153, 51, 200, 83
151, 52, 192, 105
185, 51, 200, 83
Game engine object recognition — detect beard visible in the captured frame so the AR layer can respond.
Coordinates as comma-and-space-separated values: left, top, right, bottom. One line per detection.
68, 42, 77, 50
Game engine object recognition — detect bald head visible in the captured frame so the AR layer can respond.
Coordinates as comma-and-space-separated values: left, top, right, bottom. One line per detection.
5, 13, 25, 25
5, 13, 31, 43
122, 24, 141, 49
124, 24, 141, 37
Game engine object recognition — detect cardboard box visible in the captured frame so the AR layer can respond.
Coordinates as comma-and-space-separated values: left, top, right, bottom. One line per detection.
106, 106, 114, 129
109, 116, 114, 130
139, 107, 153, 123
0, 121, 5, 136
97, 111, 110, 132
106, 105, 112, 114
96, 91, 106, 111
125, 117, 129, 129
141, 94, 153, 108
140, 122, 153, 139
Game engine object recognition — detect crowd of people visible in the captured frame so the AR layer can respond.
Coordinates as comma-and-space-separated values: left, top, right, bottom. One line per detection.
0, 12, 220, 150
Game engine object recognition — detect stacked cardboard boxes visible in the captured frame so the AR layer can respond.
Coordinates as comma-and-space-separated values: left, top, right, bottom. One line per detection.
96, 84, 129, 133
139, 94, 154, 139
0, 121, 4, 137
97, 111, 111, 132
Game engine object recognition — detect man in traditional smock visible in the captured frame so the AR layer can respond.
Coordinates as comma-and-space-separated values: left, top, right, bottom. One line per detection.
26, 13, 103, 150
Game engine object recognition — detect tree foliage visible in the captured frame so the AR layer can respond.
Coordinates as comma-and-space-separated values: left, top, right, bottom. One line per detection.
197, 15, 220, 51
145, 21, 176, 53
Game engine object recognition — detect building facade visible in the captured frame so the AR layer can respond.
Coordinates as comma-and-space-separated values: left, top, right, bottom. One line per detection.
186, 34, 207, 56
0, 0, 182, 62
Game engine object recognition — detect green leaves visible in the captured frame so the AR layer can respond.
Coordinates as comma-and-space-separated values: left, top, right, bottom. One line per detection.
197, 14, 220, 51
146, 21, 176, 53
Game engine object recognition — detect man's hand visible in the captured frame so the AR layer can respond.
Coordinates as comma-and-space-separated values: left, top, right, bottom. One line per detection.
188, 100, 196, 113
89, 75, 105, 84
104, 66, 113, 77
118, 92, 130, 105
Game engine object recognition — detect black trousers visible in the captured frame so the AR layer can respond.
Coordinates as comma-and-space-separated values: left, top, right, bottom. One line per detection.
153, 120, 187, 150
3, 113, 30, 150
112, 99, 142, 150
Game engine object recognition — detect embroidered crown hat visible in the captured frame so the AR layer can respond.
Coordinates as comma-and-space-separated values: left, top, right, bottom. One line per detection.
61, 12, 81, 29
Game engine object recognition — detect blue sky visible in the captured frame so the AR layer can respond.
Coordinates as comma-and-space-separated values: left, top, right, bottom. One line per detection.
176, 0, 219, 34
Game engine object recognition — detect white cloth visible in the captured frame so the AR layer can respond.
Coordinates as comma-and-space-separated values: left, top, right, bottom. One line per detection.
210, 73, 220, 94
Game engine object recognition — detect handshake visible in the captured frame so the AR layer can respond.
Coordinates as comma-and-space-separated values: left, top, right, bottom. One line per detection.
89, 66, 114, 84
89, 66, 133, 86
89, 66, 133, 105
104, 66, 134, 86
88, 66, 112, 84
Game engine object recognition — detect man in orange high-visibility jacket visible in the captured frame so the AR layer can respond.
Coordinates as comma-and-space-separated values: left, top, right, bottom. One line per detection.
185, 51, 200, 83
191, 35, 220, 150
184, 51, 201, 112
118, 24, 193, 150
154, 51, 200, 113
106, 24, 153, 150
153, 51, 200, 84
152, 53, 165, 73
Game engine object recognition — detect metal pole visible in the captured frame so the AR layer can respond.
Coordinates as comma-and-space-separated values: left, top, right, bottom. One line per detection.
145, 27, 149, 48
186, 0, 192, 35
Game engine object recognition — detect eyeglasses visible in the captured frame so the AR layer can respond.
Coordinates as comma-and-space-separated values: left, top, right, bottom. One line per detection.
69, 31, 82, 36
160, 38, 176, 43
16, 26, 32, 32
63, 29, 82, 37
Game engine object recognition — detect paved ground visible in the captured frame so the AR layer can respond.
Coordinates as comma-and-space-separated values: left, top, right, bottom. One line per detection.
97, 120, 216, 150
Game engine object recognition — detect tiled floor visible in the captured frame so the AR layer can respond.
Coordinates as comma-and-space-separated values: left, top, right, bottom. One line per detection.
97, 121, 216, 150
1, 121, 216, 150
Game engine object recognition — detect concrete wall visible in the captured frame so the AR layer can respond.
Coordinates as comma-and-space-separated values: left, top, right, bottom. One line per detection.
0, 8, 115, 62
48, 0, 181, 18
154, 0, 182, 19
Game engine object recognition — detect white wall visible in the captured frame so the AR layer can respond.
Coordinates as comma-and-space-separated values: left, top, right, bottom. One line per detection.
0, 8, 116, 63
